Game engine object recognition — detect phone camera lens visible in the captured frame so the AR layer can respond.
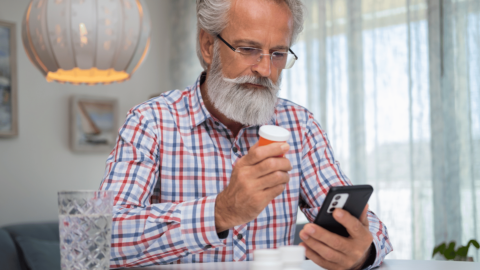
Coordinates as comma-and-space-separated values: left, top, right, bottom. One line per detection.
332, 201, 338, 206
335, 196, 341, 200
329, 208, 335, 212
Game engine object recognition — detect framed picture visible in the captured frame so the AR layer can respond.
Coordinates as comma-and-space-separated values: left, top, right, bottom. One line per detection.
0, 20, 18, 137
70, 95, 118, 153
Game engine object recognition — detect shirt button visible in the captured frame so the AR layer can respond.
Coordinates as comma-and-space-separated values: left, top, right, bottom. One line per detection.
237, 234, 243, 240
232, 147, 238, 153
205, 244, 212, 249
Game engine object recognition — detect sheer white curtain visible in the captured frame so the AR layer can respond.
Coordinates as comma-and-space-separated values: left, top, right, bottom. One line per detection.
169, 0, 480, 261
281, 0, 480, 260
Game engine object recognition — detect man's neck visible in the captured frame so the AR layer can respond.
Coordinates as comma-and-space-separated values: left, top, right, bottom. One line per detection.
200, 74, 244, 138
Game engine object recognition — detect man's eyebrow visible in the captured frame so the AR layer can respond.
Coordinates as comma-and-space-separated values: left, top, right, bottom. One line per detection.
233, 39, 289, 51
232, 39, 262, 47
271, 45, 290, 51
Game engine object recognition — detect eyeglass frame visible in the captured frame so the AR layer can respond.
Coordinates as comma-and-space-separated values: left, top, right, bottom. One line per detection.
216, 34, 298, 69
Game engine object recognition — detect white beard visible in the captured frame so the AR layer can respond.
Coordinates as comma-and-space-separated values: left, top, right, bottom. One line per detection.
205, 44, 282, 126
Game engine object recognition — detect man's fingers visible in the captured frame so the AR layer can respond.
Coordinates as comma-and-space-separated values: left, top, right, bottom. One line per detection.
299, 229, 347, 264
333, 208, 369, 239
300, 223, 350, 254
360, 204, 369, 227
252, 157, 292, 179
259, 170, 290, 189
299, 243, 342, 270
244, 142, 290, 165
264, 183, 287, 199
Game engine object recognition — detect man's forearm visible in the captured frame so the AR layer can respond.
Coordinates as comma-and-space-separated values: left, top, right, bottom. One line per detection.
109, 196, 226, 268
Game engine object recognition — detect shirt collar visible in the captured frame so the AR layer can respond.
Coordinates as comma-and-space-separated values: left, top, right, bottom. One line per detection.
189, 72, 211, 129
188, 72, 278, 129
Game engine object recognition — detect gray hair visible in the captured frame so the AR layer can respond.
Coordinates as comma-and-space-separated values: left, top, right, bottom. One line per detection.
196, 0, 305, 70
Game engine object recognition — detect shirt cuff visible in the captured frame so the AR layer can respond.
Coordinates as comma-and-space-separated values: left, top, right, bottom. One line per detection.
217, 230, 229, 239
365, 237, 383, 269
179, 195, 227, 254
360, 243, 376, 270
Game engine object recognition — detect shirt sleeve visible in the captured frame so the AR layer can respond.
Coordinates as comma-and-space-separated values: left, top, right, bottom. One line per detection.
298, 113, 393, 269
100, 105, 226, 268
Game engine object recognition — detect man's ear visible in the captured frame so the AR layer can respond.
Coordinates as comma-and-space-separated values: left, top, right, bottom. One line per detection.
199, 28, 215, 67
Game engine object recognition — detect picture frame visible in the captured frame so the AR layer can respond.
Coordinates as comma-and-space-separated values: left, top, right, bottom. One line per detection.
0, 20, 18, 137
70, 95, 118, 153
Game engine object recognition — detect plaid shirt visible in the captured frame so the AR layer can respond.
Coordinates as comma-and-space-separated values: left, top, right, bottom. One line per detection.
100, 74, 392, 268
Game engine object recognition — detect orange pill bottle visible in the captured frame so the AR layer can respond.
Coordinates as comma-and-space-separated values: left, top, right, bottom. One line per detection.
258, 125, 291, 156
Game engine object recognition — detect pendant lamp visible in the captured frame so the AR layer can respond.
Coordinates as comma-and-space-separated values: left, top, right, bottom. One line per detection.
22, 0, 151, 85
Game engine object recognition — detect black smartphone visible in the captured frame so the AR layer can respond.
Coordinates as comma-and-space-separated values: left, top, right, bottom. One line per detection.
313, 185, 373, 237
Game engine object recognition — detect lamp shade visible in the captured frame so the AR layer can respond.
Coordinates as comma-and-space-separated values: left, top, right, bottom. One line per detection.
22, 0, 151, 85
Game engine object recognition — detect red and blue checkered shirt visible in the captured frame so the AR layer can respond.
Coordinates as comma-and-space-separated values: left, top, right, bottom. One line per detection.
100, 74, 392, 268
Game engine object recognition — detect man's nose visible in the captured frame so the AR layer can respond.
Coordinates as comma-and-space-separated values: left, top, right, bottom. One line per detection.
251, 54, 271, 77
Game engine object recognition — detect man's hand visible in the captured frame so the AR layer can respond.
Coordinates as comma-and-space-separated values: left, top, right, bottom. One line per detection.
214, 142, 292, 232
299, 205, 373, 270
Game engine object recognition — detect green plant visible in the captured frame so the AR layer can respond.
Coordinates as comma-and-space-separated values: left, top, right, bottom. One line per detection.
432, 239, 480, 261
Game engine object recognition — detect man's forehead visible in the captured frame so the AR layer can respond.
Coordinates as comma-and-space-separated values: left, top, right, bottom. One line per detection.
224, 0, 293, 47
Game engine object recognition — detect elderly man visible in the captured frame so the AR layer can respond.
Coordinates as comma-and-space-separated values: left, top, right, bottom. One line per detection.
100, 0, 392, 269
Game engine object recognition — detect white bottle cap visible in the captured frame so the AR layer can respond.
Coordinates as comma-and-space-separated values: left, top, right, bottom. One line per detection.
249, 261, 283, 270
259, 125, 291, 142
279, 245, 305, 262
253, 249, 281, 262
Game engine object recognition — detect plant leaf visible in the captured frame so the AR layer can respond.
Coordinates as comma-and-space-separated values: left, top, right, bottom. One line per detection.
447, 242, 456, 252
444, 242, 456, 260
432, 243, 446, 258
457, 246, 468, 257
468, 239, 480, 249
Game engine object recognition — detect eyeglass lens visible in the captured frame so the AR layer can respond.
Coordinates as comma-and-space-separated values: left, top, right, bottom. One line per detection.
237, 48, 296, 69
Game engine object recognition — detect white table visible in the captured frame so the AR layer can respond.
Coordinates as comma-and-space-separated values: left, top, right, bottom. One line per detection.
132, 259, 480, 270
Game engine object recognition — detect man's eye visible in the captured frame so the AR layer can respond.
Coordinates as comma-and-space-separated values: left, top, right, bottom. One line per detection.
238, 47, 257, 54
272, 52, 287, 59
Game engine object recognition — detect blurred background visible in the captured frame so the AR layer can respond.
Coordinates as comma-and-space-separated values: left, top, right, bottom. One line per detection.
0, 0, 479, 262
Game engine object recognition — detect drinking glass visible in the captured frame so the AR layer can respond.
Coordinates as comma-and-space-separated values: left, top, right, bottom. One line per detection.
58, 190, 114, 270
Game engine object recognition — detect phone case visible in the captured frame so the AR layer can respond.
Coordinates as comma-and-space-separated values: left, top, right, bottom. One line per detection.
313, 185, 373, 237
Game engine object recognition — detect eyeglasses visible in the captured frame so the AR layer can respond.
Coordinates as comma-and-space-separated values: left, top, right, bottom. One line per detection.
217, 35, 298, 69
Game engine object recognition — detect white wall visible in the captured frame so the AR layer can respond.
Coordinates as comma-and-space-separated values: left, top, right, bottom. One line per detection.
0, 0, 172, 226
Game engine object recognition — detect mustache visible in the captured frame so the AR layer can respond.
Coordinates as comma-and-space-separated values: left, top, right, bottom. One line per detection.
223, 75, 280, 91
